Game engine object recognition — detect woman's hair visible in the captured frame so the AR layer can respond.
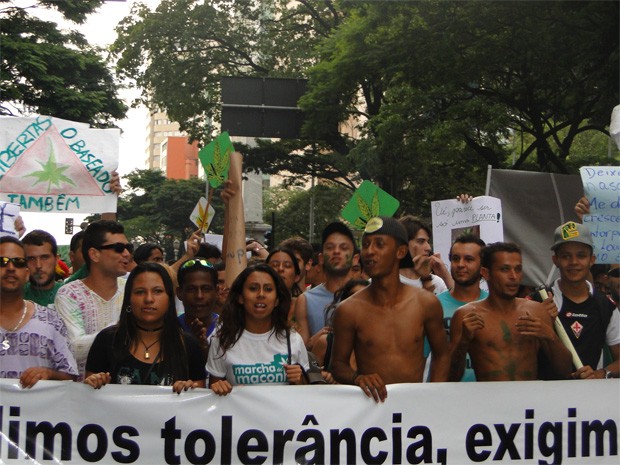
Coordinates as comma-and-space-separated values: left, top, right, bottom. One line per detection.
133, 243, 164, 265
216, 264, 291, 353
114, 262, 188, 381
265, 246, 302, 297
324, 278, 369, 327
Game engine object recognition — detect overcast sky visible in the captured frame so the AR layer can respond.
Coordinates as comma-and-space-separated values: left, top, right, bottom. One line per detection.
17, 0, 161, 242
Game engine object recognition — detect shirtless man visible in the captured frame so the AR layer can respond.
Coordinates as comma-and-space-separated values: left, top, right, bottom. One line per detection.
450, 242, 572, 381
331, 217, 450, 402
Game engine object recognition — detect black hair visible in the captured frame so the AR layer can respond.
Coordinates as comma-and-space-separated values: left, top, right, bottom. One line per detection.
266, 247, 302, 297
70, 230, 85, 253
114, 262, 189, 381
216, 264, 291, 353
278, 236, 313, 265
22, 229, 58, 256
481, 242, 521, 269
82, 220, 126, 270
196, 243, 222, 260
398, 215, 431, 241
177, 258, 218, 288
449, 234, 486, 259
0, 236, 24, 249
133, 243, 164, 265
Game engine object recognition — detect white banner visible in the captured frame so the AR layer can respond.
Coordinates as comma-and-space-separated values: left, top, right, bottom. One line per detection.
0, 379, 617, 464
0, 115, 119, 213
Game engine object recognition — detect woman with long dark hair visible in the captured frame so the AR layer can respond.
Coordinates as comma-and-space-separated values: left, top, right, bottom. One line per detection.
207, 264, 309, 395
83, 262, 206, 393
265, 247, 301, 320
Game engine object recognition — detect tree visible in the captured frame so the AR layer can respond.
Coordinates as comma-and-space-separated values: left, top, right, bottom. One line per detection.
112, 0, 343, 142
117, 170, 225, 246
1, 1, 127, 125
263, 182, 351, 244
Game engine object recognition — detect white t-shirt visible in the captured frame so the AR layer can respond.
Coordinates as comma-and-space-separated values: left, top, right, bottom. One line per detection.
399, 273, 447, 295
207, 329, 309, 385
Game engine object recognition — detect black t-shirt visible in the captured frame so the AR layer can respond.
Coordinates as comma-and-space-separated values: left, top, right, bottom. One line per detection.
557, 293, 615, 369
86, 326, 206, 385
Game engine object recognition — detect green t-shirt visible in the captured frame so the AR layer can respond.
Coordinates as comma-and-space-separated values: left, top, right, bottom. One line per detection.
24, 281, 63, 307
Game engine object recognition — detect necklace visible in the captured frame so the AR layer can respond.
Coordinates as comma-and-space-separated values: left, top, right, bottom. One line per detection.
1, 302, 28, 351
139, 337, 160, 360
136, 324, 164, 332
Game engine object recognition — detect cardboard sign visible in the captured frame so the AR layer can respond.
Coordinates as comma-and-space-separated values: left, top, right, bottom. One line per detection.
198, 132, 233, 188
0, 201, 20, 238
0, 115, 119, 213
190, 196, 216, 232
580, 166, 620, 264
341, 180, 400, 229
431, 196, 503, 268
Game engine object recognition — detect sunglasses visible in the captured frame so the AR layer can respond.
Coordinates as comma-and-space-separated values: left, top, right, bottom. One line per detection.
608, 268, 620, 278
96, 242, 134, 254
181, 258, 214, 270
0, 256, 28, 268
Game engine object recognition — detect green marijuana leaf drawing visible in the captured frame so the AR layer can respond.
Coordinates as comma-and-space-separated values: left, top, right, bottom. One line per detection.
27, 147, 76, 193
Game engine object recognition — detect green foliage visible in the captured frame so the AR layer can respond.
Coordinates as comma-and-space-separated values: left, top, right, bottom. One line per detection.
264, 183, 351, 245
114, 1, 617, 220
117, 169, 227, 245
1, 1, 126, 125
112, 0, 342, 141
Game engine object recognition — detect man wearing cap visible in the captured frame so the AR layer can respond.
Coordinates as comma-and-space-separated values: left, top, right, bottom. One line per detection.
331, 217, 450, 402
548, 221, 619, 379
295, 222, 359, 346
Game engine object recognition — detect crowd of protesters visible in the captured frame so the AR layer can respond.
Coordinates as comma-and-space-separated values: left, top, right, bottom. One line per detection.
1, 181, 618, 403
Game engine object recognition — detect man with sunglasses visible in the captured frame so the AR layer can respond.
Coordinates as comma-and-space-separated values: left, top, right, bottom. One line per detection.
22, 229, 62, 307
177, 258, 219, 358
55, 220, 132, 379
0, 237, 77, 387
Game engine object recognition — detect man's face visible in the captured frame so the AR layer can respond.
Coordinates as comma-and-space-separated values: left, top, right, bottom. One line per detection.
1, 243, 29, 295
24, 242, 56, 289
408, 229, 432, 258
361, 234, 406, 279
481, 251, 522, 300
321, 232, 354, 277
552, 242, 594, 285
91, 232, 132, 277
449, 242, 482, 287
177, 270, 217, 320
606, 267, 619, 301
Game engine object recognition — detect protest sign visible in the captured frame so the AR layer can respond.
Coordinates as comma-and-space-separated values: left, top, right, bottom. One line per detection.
579, 166, 620, 264
199, 132, 233, 188
0, 201, 20, 238
431, 196, 503, 266
0, 379, 617, 464
0, 115, 119, 213
190, 196, 216, 232
341, 180, 400, 229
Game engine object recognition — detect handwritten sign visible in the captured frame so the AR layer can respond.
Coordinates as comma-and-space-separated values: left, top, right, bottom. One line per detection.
579, 166, 620, 264
0, 115, 119, 213
431, 196, 503, 266
189, 197, 216, 231
0, 201, 20, 238
198, 132, 233, 188
341, 180, 400, 229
